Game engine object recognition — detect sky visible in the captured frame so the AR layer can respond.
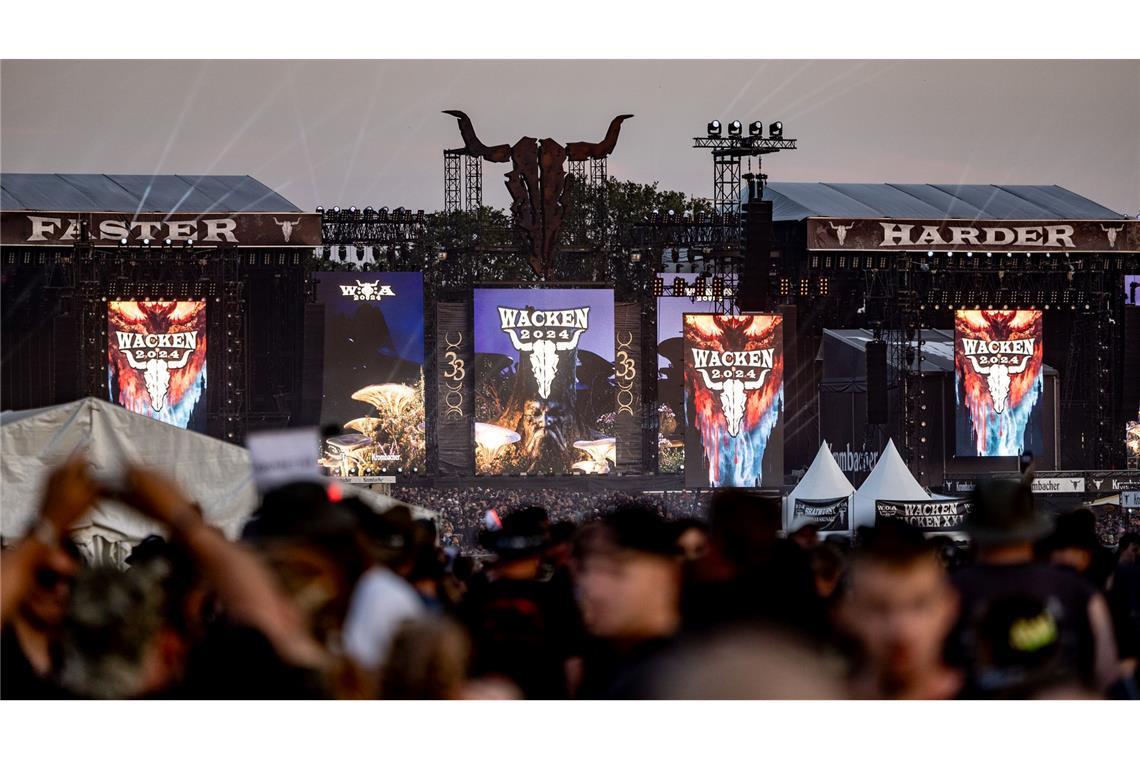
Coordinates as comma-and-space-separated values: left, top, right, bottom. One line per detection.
2, 60, 1137, 216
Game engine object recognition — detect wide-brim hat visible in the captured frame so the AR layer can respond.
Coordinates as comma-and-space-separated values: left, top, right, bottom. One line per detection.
965, 478, 1052, 546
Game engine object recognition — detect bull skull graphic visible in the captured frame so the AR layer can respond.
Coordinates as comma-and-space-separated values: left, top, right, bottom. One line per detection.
504, 328, 587, 399
696, 368, 771, 437
829, 221, 856, 246
444, 111, 633, 276
356, 280, 380, 298
967, 355, 1031, 414
273, 217, 301, 243
1100, 224, 1124, 248
120, 347, 194, 412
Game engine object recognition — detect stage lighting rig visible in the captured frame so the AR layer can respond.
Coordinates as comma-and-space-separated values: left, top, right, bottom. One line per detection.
693, 118, 797, 215
749, 120, 763, 136
707, 120, 722, 136
728, 120, 743, 136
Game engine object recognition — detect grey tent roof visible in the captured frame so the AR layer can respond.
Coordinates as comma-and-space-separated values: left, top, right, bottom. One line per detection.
764, 183, 1127, 223
0, 174, 301, 213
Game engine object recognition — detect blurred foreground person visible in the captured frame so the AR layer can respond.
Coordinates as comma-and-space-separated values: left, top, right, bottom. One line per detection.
575, 505, 682, 699
672, 518, 709, 562
840, 520, 962, 699
951, 479, 1119, 697
462, 506, 580, 699
379, 616, 472, 699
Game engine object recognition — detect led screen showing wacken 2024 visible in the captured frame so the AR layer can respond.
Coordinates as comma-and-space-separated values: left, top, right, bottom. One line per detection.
683, 313, 783, 488
954, 309, 1044, 457
318, 272, 425, 477
474, 288, 615, 475
107, 301, 207, 431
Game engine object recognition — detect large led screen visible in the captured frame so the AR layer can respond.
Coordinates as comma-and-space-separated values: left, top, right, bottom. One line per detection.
107, 301, 207, 431
474, 288, 615, 475
318, 272, 425, 476
954, 309, 1044, 457
683, 313, 783, 487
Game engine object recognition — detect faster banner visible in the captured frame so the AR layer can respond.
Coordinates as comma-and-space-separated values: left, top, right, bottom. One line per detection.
875, 499, 972, 532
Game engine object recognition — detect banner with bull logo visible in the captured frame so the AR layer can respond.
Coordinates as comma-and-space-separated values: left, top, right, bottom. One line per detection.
473, 288, 615, 475
107, 301, 207, 431
875, 499, 972, 533
683, 313, 784, 488
316, 272, 425, 477
954, 310, 1044, 457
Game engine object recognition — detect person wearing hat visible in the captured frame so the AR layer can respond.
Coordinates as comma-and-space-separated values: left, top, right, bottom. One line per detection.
573, 503, 684, 699
949, 478, 1120, 695
461, 505, 582, 699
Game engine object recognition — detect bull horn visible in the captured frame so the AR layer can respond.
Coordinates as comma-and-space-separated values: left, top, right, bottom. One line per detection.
442, 110, 511, 163
565, 114, 634, 161
967, 356, 992, 375
696, 368, 724, 390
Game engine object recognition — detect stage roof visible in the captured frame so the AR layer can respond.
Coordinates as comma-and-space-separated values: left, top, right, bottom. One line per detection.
820, 328, 1057, 378
764, 183, 1128, 223
0, 174, 301, 213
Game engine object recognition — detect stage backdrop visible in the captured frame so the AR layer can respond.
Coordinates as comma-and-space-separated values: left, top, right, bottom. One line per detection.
954, 309, 1044, 457
107, 301, 208, 431
683, 313, 783, 488
474, 288, 615, 475
317, 272, 425, 477
656, 273, 723, 473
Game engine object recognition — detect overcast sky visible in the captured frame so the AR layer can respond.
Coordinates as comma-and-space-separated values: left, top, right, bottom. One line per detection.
2, 60, 1137, 215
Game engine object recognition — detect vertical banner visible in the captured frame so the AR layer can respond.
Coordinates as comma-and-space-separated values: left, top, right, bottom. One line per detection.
317, 272, 425, 476
683, 313, 784, 488
107, 301, 208, 431
437, 302, 474, 474
614, 303, 642, 471
473, 288, 615, 475
954, 309, 1044, 457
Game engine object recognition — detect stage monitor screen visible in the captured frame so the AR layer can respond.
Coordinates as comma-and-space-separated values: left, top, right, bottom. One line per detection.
474, 288, 615, 475
656, 273, 724, 473
318, 272, 425, 476
107, 301, 207, 431
683, 313, 783, 488
954, 309, 1044, 457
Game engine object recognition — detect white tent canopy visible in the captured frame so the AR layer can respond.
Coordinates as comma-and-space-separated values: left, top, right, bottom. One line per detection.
2, 398, 258, 560
852, 439, 930, 528
785, 441, 856, 531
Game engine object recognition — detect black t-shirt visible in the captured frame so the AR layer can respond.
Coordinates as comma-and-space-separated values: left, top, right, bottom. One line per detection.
577, 635, 676, 700
0, 626, 69, 700
462, 576, 583, 699
950, 561, 1099, 694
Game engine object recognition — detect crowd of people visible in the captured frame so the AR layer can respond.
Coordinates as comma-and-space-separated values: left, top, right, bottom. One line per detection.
2, 455, 1139, 699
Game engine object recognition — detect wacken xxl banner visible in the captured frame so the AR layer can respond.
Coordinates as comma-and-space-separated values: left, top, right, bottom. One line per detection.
876, 499, 972, 533
474, 288, 615, 475
107, 302, 208, 431
954, 310, 1044, 457
317, 272, 425, 477
683, 313, 784, 488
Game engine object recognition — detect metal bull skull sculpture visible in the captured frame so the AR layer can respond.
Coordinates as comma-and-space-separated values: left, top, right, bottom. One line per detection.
443, 111, 633, 276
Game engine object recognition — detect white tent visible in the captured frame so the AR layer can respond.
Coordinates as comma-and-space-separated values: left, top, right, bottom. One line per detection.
2, 398, 258, 562
785, 441, 856, 532
852, 439, 930, 528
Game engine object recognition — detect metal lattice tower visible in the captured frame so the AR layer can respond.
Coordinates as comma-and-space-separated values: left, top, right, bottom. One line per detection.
589, 157, 608, 188
569, 159, 587, 187
712, 155, 741, 217
464, 155, 483, 211
443, 150, 462, 213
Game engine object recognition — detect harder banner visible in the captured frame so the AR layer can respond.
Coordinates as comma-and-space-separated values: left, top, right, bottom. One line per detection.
656, 274, 722, 473
474, 288, 615, 475
683, 313, 784, 488
107, 301, 207, 431
437, 302, 474, 475
317, 272, 425, 476
954, 310, 1044, 457
793, 497, 850, 532
876, 499, 972, 533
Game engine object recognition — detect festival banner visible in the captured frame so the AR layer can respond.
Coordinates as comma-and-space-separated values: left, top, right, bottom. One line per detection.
954, 309, 1044, 457
656, 273, 722, 473
107, 301, 208, 431
436, 302, 474, 475
613, 303, 643, 471
683, 313, 784, 488
793, 496, 850, 532
875, 498, 972, 533
317, 272, 425, 476
473, 288, 615, 475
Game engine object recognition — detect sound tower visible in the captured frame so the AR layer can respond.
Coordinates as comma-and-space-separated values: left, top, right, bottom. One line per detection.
739, 198, 773, 312
866, 339, 888, 425
298, 302, 325, 425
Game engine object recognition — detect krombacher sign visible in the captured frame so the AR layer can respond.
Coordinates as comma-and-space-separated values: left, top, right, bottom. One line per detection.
1, 211, 322, 247
807, 218, 1139, 253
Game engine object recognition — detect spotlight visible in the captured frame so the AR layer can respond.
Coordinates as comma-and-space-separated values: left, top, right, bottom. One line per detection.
119, 238, 128, 246
769, 121, 784, 138
316, 206, 324, 214
728, 120, 743, 136
707, 120, 722, 136
333, 206, 340, 213
142, 238, 151, 247
163, 238, 172, 247
749, 120, 763, 136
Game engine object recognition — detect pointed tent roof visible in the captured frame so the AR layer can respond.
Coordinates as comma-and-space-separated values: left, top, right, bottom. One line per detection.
1, 398, 257, 556
852, 439, 930, 528
786, 441, 856, 530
